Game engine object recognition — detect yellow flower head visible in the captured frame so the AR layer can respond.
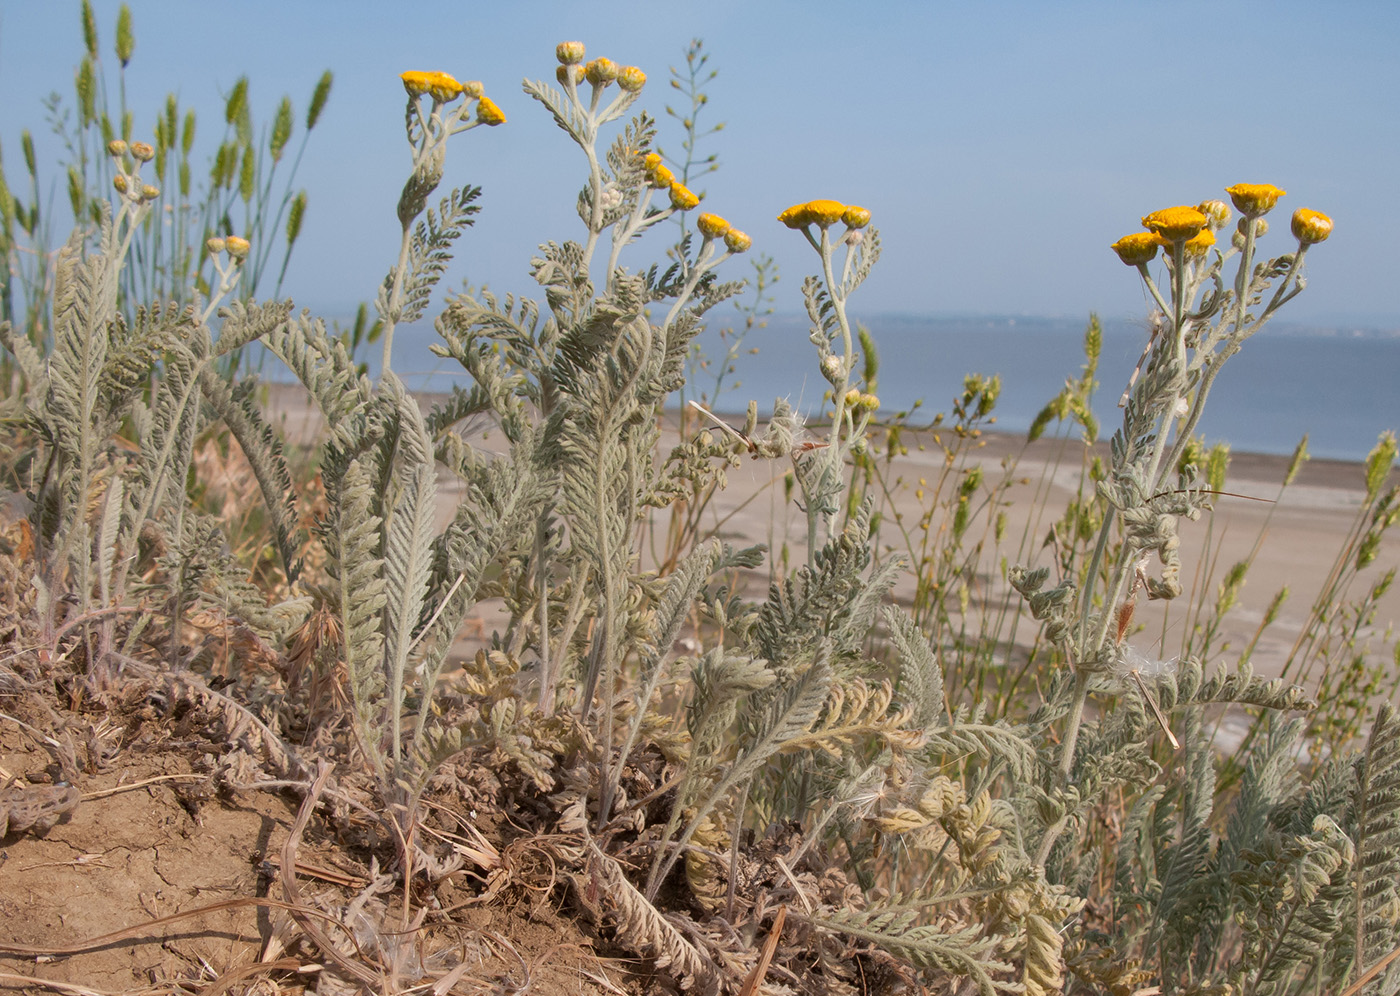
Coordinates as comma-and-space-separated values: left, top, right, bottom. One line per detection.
130, 141, 155, 162
858, 393, 880, 413
225, 235, 250, 259
778, 203, 812, 229
1225, 183, 1286, 217
1141, 206, 1208, 242
205, 236, 225, 255
724, 228, 752, 253
556, 41, 586, 66
649, 163, 675, 189
843, 388, 862, 409
617, 66, 647, 93
1291, 207, 1333, 245
476, 96, 506, 126
585, 57, 619, 86
107, 139, 127, 157
842, 205, 872, 229
697, 212, 731, 239
112, 174, 129, 194
1110, 232, 1163, 266
424, 71, 463, 103
1181, 228, 1216, 258
461, 80, 484, 99
641, 152, 663, 173
669, 181, 700, 211
140, 184, 160, 201
557, 65, 585, 86
401, 71, 434, 97
1196, 199, 1231, 230
805, 199, 847, 228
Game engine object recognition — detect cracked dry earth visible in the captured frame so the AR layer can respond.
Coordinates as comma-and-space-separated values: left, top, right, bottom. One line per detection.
0, 712, 289, 989
0, 691, 610, 995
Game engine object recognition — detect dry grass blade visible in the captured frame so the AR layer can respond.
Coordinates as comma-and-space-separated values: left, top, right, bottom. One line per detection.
737, 905, 787, 996
276, 760, 384, 988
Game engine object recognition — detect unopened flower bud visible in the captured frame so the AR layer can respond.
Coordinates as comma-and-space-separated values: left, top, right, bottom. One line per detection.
460, 80, 483, 99
842, 205, 871, 229
140, 184, 160, 201
556, 65, 585, 86
107, 139, 128, 157
585, 58, 618, 86
697, 212, 731, 239
556, 41, 586, 66
206, 236, 226, 255
820, 355, 843, 384
112, 174, 129, 194
476, 96, 506, 126
668, 181, 699, 211
1197, 199, 1230, 230
1291, 207, 1333, 245
723, 228, 752, 253
130, 141, 155, 162
843, 388, 862, 409
1235, 217, 1269, 241
617, 66, 646, 92
225, 235, 250, 259
859, 393, 880, 413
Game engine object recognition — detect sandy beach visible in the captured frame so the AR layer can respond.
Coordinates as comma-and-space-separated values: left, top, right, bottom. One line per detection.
262, 382, 1399, 684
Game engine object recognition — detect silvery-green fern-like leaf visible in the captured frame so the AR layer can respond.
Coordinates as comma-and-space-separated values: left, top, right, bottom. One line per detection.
213, 299, 294, 357
1353, 701, 1400, 975
198, 368, 302, 585
379, 375, 438, 765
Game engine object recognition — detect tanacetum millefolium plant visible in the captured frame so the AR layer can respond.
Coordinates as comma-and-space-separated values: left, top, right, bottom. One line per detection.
7, 29, 1400, 994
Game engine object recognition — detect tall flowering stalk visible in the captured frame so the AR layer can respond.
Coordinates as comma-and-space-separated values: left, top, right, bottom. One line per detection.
378, 71, 503, 375
1027, 184, 1333, 862
519, 42, 751, 730
778, 199, 880, 564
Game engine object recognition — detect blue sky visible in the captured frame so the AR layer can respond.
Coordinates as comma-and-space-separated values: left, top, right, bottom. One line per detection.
1, 0, 1397, 328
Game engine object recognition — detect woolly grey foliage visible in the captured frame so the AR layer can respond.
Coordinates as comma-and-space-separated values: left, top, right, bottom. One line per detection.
1352, 702, 1400, 980
263, 310, 371, 438
394, 186, 481, 326
806, 908, 1015, 996
197, 369, 302, 584
884, 606, 944, 726
213, 299, 294, 357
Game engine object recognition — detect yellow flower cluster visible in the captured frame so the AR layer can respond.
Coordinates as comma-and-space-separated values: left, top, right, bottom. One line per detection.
1113, 183, 1332, 264
777, 199, 871, 231
694, 212, 751, 253
554, 52, 646, 92
399, 71, 503, 124
640, 152, 674, 189
401, 70, 462, 103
